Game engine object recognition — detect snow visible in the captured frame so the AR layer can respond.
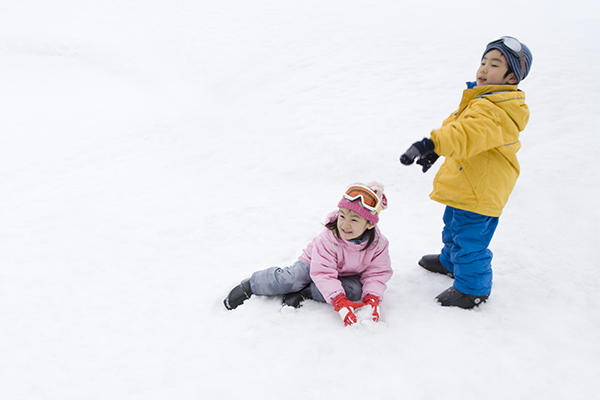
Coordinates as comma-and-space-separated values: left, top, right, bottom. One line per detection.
1, 1, 599, 399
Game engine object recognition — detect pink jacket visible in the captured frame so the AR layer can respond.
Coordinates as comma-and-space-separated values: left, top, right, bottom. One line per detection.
298, 211, 393, 304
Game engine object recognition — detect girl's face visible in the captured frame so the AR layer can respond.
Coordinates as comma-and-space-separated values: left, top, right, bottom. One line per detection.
476, 49, 517, 86
337, 207, 375, 241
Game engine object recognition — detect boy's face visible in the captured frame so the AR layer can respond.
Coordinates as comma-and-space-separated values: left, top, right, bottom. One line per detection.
337, 207, 375, 241
476, 49, 518, 86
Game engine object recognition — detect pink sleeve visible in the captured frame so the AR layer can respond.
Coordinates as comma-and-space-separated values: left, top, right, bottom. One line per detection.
359, 238, 393, 301
308, 231, 345, 304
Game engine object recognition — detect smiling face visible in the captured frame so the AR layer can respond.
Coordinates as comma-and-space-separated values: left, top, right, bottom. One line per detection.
476, 49, 517, 86
337, 207, 375, 241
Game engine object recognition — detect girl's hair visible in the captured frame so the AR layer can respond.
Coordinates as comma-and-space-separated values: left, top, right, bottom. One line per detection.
326, 219, 376, 251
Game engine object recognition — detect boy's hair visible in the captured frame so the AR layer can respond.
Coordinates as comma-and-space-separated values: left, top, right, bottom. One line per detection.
326, 220, 376, 251
504, 66, 515, 79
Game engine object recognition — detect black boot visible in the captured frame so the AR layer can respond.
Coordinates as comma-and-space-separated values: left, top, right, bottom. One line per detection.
435, 286, 489, 309
282, 285, 313, 308
419, 254, 454, 278
223, 278, 253, 310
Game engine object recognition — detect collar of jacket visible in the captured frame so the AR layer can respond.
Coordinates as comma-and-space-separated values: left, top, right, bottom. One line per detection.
464, 81, 520, 96
348, 231, 368, 244
455, 82, 523, 118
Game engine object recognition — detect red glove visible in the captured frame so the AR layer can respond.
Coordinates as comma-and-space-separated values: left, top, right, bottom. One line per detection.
363, 295, 380, 322
333, 295, 365, 326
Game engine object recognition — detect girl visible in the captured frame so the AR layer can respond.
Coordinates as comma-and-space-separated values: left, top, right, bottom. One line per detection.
223, 182, 393, 326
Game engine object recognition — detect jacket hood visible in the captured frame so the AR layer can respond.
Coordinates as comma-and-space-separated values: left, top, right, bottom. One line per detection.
468, 83, 530, 132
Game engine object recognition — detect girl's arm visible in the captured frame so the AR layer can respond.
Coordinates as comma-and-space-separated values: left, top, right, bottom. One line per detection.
359, 238, 393, 301
309, 232, 345, 304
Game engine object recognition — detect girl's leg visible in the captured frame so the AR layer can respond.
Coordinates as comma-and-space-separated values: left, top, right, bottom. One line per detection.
340, 276, 363, 302
307, 275, 363, 303
444, 207, 499, 296
250, 260, 312, 295
250, 260, 363, 302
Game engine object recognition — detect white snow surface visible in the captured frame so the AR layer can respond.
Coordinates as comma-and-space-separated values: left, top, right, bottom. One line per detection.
1, 1, 599, 399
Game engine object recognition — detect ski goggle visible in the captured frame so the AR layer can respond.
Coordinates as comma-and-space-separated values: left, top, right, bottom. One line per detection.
343, 184, 382, 213
486, 36, 526, 79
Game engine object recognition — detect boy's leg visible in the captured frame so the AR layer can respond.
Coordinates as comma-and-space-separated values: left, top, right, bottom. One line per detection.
250, 260, 312, 295
439, 206, 457, 275
445, 208, 499, 296
418, 207, 456, 277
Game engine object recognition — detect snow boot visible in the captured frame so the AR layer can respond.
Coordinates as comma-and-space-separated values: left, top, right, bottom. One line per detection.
418, 254, 454, 278
282, 285, 313, 308
223, 278, 253, 310
435, 286, 489, 309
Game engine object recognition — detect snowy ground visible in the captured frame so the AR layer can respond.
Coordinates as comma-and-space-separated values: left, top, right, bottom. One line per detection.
1, 1, 599, 399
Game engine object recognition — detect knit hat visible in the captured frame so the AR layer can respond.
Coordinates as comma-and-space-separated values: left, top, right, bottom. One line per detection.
337, 182, 388, 224
483, 36, 533, 84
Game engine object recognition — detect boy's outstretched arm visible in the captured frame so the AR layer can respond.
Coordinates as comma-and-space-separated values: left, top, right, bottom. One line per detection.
400, 138, 439, 173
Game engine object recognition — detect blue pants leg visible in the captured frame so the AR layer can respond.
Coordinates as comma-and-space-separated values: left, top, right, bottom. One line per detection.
250, 260, 363, 302
438, 206, 498, 296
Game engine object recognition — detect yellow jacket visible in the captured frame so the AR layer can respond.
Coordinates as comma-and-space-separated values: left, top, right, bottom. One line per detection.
430, 83, 530, 217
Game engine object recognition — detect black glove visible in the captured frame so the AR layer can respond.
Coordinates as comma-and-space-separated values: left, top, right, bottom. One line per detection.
400, 138, 439, 173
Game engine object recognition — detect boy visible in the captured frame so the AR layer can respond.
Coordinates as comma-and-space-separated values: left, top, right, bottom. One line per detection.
400, 36, 533, 309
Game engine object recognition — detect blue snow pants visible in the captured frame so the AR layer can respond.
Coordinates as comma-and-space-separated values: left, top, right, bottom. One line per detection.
249, 260, 363, 303
438, 206, 499, 296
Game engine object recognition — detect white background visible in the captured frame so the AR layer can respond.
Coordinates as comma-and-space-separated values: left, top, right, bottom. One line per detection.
1, 1, 599, 399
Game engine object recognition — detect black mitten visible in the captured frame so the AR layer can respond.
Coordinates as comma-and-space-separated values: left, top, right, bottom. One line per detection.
400, 138, 438, 173
416, 152, 439, 173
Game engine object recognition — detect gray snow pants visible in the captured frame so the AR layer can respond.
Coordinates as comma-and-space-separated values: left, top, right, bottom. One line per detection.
249, 260, 363, 303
